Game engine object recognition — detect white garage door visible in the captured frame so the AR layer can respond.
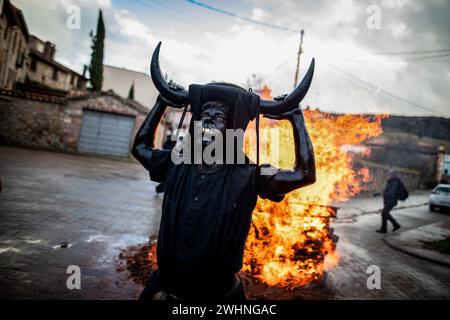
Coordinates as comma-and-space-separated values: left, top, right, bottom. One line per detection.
78, 110, 135, 157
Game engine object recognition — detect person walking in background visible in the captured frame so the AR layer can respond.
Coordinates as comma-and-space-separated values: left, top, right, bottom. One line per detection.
376, 170, 408, 233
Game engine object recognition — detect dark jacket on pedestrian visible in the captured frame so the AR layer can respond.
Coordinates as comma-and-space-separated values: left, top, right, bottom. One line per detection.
382, 177, 404, 207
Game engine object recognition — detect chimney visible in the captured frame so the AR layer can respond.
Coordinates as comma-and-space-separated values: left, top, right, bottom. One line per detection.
44, 41, 56, 60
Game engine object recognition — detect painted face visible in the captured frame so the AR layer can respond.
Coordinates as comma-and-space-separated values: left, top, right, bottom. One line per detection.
200, 103, 229, 145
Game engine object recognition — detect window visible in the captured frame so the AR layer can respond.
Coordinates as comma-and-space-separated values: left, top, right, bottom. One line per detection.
16, 52, 24, 68
52, 67, 58, 81
36, 42, 44, 53
435, 187, 450, 193
30, 59, 37, 72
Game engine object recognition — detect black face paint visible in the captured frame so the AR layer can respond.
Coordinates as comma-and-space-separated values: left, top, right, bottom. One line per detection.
200, 104, 229, 146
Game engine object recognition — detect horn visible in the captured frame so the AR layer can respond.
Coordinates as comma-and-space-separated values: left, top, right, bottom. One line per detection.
150, 41, 189, 106
260, 58, 315, 116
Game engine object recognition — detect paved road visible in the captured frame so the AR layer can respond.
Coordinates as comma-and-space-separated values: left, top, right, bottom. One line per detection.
0, 146, 161, 299
329, 206, 450, 299
0, 146, 449, 299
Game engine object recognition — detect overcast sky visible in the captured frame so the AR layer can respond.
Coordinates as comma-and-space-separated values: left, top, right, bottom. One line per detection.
13, 0, 450, 117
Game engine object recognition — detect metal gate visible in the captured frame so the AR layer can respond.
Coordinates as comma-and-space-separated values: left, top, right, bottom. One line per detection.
78, 110, 135, 157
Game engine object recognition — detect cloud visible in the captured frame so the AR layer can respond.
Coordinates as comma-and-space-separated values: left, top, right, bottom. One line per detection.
250, 7, 266, 21
112, 9, 152, 42
12, 0, 111, 73
245, 0, 450, 116
13, 0, 450, 117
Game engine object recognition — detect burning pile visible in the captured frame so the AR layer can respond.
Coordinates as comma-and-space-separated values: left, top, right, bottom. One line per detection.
243, 108, 384, 289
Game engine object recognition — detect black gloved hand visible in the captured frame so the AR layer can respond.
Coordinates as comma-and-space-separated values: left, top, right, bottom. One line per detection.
273, 93, 288, 102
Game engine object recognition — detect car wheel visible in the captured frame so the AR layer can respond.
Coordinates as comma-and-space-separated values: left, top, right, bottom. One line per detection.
429, 205, 436, 212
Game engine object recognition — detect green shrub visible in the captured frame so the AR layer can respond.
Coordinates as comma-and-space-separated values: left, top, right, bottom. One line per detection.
422, 175, 438, 190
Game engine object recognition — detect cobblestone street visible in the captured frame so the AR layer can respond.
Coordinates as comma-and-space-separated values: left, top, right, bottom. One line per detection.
0, 146, 160, 299
0, 146, 449, 299
329, 208, 450, 299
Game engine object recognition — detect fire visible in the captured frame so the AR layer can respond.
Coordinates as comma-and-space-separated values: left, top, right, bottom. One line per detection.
243, 95, 385, 288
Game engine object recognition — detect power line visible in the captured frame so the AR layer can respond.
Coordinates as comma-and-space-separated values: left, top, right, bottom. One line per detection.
133, 0, 204, 30
337, 52, 450, 64
327, 63, 444, 116
403, 52, 450, 61
151, 0, 231, 36
132, 0, 228, 36
259, 54, 296, 81
185, 0, 301, 34
372, 49, 450, 56
131, 0, 445, 116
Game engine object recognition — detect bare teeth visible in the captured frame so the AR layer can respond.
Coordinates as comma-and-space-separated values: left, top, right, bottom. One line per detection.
201, 127, 217, 136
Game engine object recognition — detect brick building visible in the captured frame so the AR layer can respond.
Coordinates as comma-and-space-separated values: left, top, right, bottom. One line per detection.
0, 89, 147, 157
0, 1, 87, 93
0, 0, 29, 90
26, 35, 87, 93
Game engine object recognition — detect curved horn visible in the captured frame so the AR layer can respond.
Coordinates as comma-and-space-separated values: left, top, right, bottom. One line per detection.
260, 58, 315, 116
150, 41, 189, 106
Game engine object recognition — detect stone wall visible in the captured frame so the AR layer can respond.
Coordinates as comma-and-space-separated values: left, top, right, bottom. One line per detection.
382, 116, 450, 141
0, 95, 66, 150
354, 159, 422, 194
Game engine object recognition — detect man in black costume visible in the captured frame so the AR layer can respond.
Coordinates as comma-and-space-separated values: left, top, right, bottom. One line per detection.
133, 42, 316, 300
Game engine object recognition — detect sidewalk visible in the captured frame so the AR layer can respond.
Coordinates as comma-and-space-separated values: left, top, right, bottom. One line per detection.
333, 192, 450, 267
384, 218, 450, 267
333, 191, 430, 222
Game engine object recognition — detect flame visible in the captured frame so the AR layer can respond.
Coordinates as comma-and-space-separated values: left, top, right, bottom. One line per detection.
243, 91, 385, 288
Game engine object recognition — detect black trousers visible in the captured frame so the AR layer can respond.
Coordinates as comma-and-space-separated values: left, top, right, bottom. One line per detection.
380, 204, 399, 231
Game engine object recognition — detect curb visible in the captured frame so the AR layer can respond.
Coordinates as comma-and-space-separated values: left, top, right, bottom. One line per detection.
335, 202, 429, 223
359, 202, 429, 215
383, 233, 450, 268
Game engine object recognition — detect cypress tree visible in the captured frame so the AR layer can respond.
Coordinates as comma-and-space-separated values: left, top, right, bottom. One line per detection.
128, 82, 135, 100
89, 10, 105, 91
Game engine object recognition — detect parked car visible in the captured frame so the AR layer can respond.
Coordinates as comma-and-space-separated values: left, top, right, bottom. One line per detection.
429, 184, 450, 212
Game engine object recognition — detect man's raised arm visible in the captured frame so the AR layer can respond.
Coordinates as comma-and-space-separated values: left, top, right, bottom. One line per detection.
132, 96, 168, 171
263, 106, 316, 196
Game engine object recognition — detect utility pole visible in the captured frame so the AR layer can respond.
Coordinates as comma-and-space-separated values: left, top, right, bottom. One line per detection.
293, 29, 304, 88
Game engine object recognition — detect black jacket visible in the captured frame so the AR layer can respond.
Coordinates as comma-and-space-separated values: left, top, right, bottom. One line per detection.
383, 177, 402, 207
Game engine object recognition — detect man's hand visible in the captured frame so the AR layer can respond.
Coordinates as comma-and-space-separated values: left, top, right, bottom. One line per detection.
273, 94, 288, 102
168, 80, 185, 92
264, 106, 302, 121
264, 93, 302, 120
159, 81, 186, 108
